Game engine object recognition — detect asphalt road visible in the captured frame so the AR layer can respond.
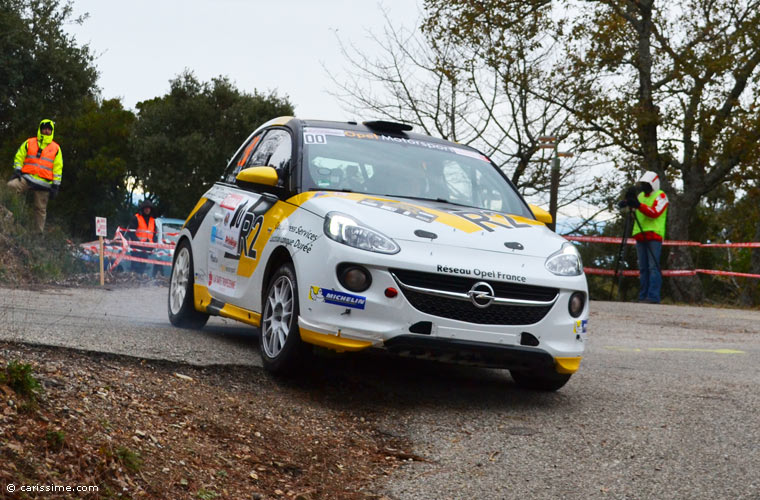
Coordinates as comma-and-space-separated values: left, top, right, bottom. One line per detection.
1, 284, 758, 499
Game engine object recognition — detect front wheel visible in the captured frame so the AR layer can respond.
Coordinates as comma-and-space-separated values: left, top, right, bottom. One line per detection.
168, 239, 209, 329
510, 369, 572, 391
260, 263, 308, 375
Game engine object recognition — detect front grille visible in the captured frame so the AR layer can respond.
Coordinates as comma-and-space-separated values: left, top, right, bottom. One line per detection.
390, 268, 558, 326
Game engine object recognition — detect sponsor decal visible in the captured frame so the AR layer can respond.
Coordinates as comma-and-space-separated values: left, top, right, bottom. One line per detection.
270, 224, 318, 254
442, 208, 533, 232
355, 196, 535, 232
359, 198, 437, 223
212, 197, 252, 253
309, 286, 366, 310
436, 264, 527, 283
287, 224, 319, 241
220, 193, 244, 210
209, 271, 237, 292
574, 320, 588, 335
302, 127, 489, 162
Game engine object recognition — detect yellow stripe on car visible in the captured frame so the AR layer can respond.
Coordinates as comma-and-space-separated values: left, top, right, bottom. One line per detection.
219, 302, 261, 327
287, 191, 540, 233
193, 284, 214, 312
300, 328, 373, 352
555, 356, 582, 374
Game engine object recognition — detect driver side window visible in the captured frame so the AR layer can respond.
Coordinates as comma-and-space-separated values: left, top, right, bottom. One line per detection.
246, 129, 292, 187
222, 133, 263, 184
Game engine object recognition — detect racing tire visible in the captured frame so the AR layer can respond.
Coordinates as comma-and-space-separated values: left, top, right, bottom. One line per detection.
168, 239, 209, 329
260, 263, 309, 375
510, 369, 572, 391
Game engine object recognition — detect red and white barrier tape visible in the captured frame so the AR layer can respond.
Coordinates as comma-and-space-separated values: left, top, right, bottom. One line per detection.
103, 251, 171, 266
569, 235, 760, 279
565, 235, 760, 248
79, 226, 177, 271
584, 268, 760, 279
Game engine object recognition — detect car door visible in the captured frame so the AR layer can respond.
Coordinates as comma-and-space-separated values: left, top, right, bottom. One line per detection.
207, 128, 293, 308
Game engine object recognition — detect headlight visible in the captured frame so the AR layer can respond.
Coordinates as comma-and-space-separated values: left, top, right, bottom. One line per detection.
324, 212, 400, 254
545, 242, 583, 276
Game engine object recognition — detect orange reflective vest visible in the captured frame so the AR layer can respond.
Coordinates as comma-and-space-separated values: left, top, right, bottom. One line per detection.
22, 137, 60, 181
135, 214, 156, 242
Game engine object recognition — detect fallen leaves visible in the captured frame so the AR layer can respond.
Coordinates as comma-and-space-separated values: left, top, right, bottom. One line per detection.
0, 342, 412, 499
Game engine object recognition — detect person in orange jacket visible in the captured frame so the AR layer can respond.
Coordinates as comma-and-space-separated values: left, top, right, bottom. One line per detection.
7, 119, 63, 232
126, 200, 158, 274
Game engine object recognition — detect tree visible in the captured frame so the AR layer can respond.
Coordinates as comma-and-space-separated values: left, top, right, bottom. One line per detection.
328, 9, 613, 230
130, 72, 294, 216
53, 98, 136, 237
0, 0, 97, 161
424, 0, 760, 302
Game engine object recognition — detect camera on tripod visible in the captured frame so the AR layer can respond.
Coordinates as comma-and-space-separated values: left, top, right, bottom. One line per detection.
616, 185, 640, 209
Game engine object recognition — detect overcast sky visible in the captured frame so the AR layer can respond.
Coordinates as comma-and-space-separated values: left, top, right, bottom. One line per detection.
67, 0, 421, 120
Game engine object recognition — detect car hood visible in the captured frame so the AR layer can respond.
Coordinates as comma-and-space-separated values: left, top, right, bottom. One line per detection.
290, 191, 567, 259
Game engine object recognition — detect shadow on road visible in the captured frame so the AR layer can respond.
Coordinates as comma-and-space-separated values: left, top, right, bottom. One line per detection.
263, 349, 575, 413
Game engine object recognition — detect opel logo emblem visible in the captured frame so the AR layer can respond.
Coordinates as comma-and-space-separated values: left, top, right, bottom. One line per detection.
467, 281, 495, 308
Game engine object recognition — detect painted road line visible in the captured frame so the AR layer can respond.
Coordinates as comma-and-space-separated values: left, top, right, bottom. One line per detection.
604, 346, 745, 354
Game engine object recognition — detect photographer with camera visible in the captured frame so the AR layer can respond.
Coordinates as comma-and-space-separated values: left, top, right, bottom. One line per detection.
617, 171, 669, 303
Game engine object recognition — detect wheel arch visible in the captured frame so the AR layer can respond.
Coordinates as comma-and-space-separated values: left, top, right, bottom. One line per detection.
262, 246, 295, 298
173, 235, 193, 262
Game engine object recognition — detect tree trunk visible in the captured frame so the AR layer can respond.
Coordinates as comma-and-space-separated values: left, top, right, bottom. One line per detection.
666, 197, 704, 303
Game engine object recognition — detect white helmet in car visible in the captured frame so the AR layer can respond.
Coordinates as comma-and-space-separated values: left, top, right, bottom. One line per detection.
638, 171, 660, 192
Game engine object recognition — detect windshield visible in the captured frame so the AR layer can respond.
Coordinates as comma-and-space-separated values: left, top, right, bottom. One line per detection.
301, 127, 533, 218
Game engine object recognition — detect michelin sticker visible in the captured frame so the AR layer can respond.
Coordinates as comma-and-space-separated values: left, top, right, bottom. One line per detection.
309, 286, 366, 310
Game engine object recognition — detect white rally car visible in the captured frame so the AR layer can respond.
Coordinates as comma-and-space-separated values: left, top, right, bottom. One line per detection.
168, 117, 588, 390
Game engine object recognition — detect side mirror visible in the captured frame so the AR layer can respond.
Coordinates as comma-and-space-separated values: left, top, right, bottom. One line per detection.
236, 166, 278, 186
529, 204, 553, 225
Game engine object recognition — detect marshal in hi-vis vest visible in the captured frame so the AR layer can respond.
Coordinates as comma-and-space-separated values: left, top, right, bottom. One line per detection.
135, 214, 156, 242
22, 137, 60, 185
632, 190, 668, 239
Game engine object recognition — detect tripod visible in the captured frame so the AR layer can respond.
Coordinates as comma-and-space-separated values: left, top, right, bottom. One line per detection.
609, 208, 633, 301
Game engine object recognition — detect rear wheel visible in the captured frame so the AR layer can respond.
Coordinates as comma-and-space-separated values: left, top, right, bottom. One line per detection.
510, 369, 572, 391
168, 240, 209, 329
260, 263, 308, 374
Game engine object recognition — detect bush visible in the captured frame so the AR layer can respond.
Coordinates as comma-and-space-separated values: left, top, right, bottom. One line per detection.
0, 182, 91, 283
3, 360, 42, 399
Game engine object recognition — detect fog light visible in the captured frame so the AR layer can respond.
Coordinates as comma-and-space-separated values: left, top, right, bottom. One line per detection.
337, 263, 372, 292
568, 292, 585, 318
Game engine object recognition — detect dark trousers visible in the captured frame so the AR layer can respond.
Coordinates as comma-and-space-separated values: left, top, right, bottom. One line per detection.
636, 240, 663, 303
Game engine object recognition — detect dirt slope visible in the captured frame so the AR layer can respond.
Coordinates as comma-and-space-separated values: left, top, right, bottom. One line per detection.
0, 343, 414, 499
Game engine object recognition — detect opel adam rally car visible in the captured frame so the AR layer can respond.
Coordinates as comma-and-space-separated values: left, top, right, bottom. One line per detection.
168, 117, 588, 390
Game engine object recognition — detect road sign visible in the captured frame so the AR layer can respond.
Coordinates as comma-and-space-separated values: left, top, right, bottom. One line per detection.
95, 217, 107, 237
